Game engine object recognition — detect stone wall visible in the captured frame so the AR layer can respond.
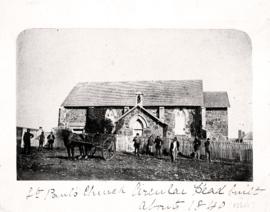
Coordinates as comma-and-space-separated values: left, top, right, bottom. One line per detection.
205, 108, 228, 139
164, 107, 201, 139
59, 106, 204, 141
58, 107, 87, 127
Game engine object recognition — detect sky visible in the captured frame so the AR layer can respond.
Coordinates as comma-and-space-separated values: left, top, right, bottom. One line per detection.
16, 29, 252, 138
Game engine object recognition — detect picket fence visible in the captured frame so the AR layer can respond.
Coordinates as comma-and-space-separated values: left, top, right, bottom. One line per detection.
116, 135, 253, 163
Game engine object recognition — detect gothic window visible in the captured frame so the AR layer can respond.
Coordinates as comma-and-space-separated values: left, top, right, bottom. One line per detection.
174, 109, 186, 135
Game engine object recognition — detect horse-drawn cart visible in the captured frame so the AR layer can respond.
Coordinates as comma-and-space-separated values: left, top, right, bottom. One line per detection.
79, 133, 116, 160
63, 130, 117, 160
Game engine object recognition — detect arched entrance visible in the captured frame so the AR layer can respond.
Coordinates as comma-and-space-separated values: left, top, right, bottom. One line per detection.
132, 119, 143, 136
129, 115, 148, 137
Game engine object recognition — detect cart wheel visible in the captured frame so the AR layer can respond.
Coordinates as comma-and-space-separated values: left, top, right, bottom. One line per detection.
102, 137, 116, 160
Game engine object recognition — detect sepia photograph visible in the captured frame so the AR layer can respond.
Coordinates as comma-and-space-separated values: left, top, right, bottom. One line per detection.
16, 29, 252, 181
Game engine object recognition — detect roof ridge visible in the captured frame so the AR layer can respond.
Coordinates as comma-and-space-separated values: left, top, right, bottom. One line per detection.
62, 80, 205, 107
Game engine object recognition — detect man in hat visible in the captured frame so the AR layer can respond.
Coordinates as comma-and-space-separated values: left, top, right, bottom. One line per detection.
23, 129, 34, 154
47, 131, 55, 150
193, 135, 201, 160
133, 133, 141, 156
154, 135, 163, 157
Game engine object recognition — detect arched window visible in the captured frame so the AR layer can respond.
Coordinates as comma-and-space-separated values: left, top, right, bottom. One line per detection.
175, 109, 186, 135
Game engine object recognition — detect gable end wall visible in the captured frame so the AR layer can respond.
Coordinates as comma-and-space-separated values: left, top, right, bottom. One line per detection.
205, 108, 228, 139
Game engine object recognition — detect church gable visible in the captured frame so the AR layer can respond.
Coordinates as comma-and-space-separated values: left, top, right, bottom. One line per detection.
115, 106, 166, 137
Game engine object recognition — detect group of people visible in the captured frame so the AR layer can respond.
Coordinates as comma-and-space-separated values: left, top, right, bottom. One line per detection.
132, 133, 211, 162
133, 133, 163, 157
22, 128, 55, 154
193, 136, 211, 162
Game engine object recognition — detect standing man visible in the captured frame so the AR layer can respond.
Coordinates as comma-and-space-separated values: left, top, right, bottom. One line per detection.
133, 133, 141, 156
204, 138, 211, 162
47, 131, 55, 150
193, 135, 201, 160
23, 129, 34, 154
38, 131, 45, 151
170, 137, 179, 162
146, 135, 155, 155
154, 135, 163, 157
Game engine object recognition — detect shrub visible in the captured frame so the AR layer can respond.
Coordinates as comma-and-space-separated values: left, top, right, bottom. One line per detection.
85, 117, 114, 134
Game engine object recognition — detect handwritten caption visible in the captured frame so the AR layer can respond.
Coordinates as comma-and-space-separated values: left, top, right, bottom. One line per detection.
25, 182, 266, 211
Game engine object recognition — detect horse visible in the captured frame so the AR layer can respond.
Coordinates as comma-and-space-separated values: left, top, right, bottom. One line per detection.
61, 129, 86, 160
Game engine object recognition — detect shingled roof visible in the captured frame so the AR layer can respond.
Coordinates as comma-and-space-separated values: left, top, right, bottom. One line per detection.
203, 92, 230, 108
62, 80, 204, 107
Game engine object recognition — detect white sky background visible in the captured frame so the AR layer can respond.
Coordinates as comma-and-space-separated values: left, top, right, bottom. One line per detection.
17, 29, 252, 138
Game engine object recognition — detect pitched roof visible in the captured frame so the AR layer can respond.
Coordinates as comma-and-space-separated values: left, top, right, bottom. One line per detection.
115, 105, 167, 125
62, 80, 204, 107
203, 92, 230, 108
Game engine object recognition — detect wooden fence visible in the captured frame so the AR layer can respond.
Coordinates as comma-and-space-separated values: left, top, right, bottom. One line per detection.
116, 135, 253, 163
176, 139, 253, 163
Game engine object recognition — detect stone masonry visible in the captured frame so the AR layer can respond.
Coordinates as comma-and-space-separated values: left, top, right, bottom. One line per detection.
205, 108, 228, 139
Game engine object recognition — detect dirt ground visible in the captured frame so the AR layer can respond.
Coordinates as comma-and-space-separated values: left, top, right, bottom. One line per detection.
17, 147, 252, 181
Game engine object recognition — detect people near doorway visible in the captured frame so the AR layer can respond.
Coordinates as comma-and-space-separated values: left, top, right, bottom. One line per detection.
170, 137, 180, 162
204, 138, 211, 162
23, 129, 34, 154
154, 135, 163, 157
146, 135, 155, 155
47, 131, 55, 150
133, 133, 141, 156
193, 135, 201, 160
38, 131, 45, 151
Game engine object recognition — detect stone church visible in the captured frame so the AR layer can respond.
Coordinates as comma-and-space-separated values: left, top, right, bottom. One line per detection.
58, 80, 230, 140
